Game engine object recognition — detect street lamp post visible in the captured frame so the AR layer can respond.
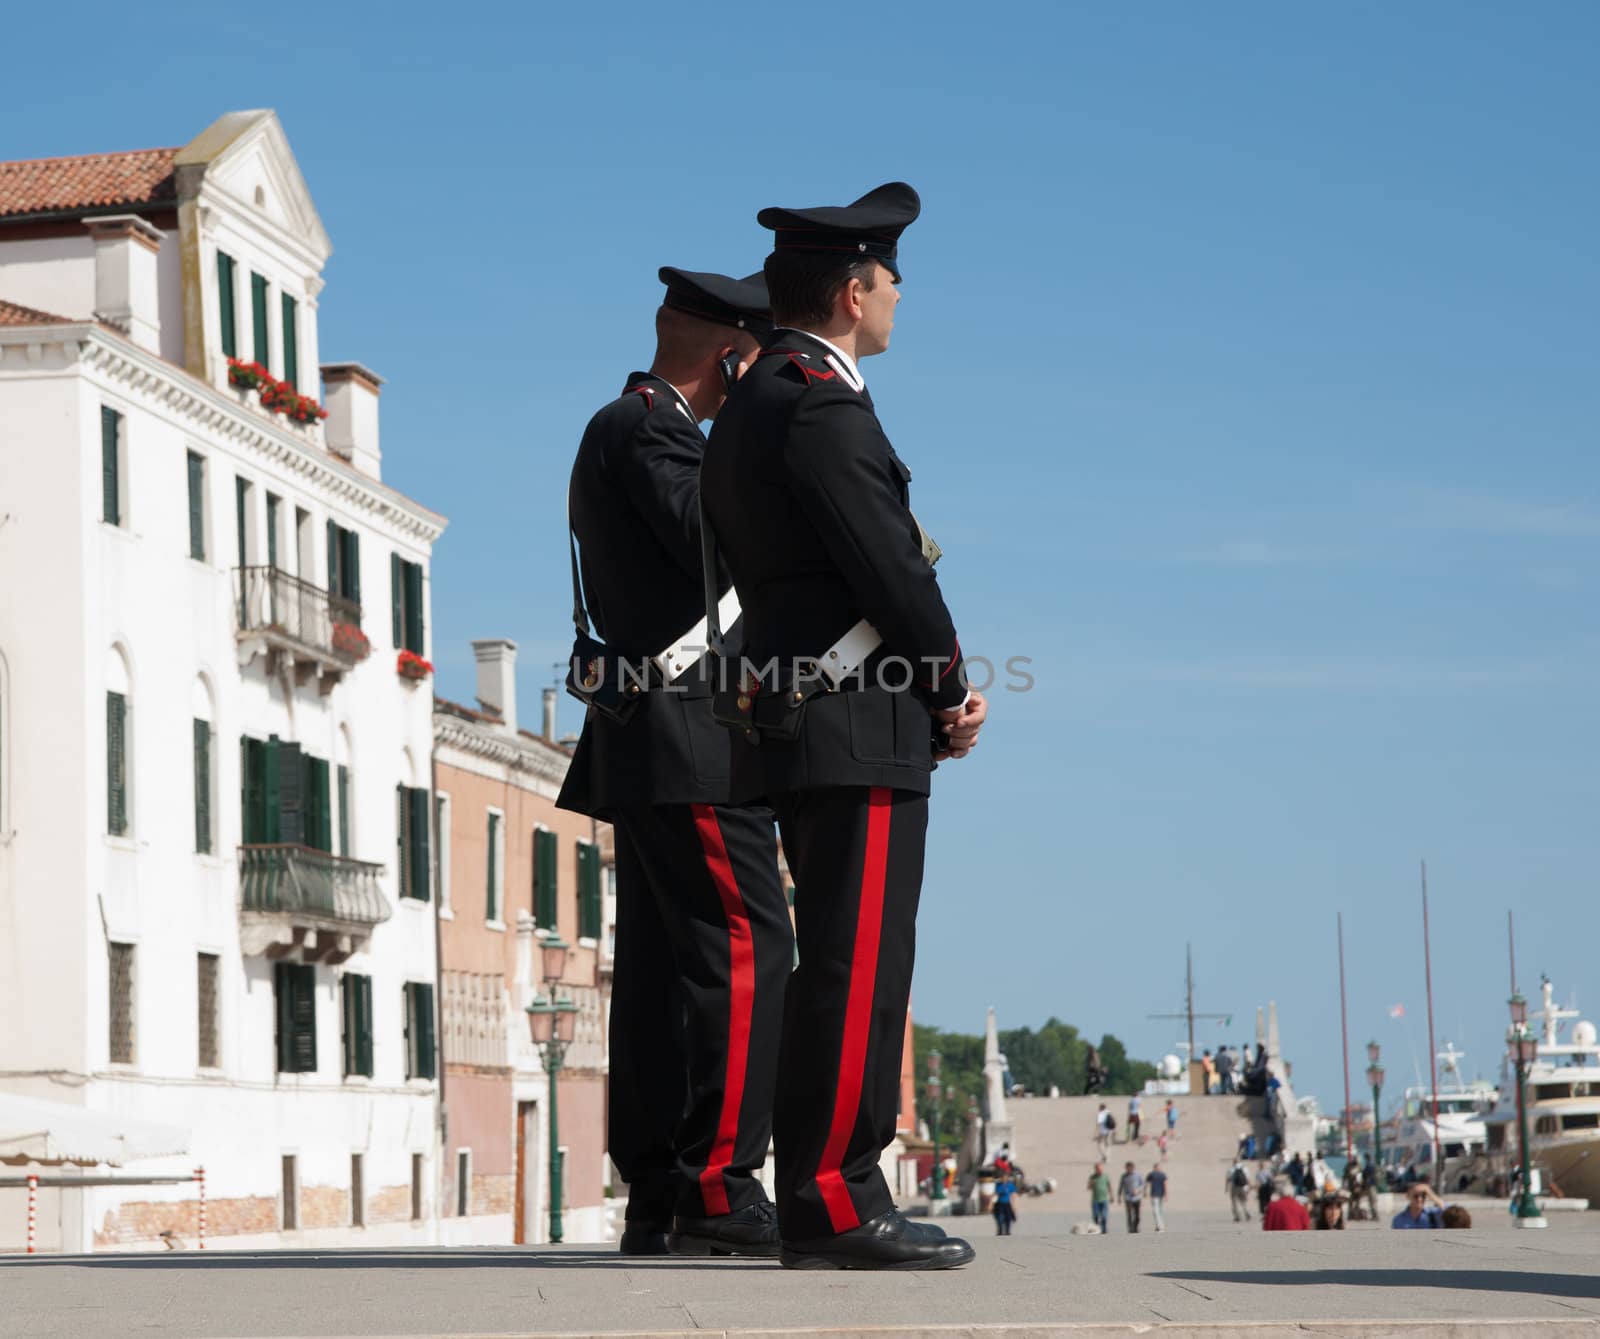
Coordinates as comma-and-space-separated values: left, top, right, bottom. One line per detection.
526, 933, 580, 1244
926, 1049, 944, 1201
1508, 992, 1547, 1230
1365, 1040, 1385, 1191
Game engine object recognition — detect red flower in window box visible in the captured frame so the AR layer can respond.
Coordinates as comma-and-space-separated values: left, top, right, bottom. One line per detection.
227, 357, 330, 428
331, 621, 372, 661
397, 649, 433, 681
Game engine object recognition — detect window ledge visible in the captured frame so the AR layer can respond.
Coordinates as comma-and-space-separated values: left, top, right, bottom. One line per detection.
196, 1066, 226, 1079
486, 919, 506, 933
104, 834, 139, 852
438, 906, 455, 921
577, 937, 598, 950
194, 852, 228, 869
399, 896, 433, 911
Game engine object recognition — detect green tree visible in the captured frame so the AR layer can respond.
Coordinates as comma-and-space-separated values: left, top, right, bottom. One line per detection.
1095, 1033, 1157, 1095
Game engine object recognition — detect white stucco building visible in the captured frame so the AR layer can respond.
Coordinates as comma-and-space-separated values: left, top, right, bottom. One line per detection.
0, 110, 447, 1251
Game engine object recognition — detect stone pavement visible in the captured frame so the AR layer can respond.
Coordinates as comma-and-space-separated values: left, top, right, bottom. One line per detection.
4, 1206, 1600, 1339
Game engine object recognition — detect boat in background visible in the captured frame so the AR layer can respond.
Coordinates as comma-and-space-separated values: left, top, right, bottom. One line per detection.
1483, 976, 1600, 1201
1383, 1042, 1498, 1190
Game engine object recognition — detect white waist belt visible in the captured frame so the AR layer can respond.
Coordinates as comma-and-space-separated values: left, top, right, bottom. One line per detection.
653, 588, 742, 682
816, 618, 882, 690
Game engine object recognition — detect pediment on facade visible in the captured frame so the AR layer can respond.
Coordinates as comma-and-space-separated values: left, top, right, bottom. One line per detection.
178, 110, 332, 265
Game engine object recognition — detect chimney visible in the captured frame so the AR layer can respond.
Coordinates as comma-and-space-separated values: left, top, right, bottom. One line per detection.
542, 687, 558, 742
471, 639, 518, 734
321, 363, 384, 477
85, 215, 162, 354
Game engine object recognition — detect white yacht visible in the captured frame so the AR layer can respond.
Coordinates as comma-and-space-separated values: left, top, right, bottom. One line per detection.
1383, 1043, 1498, 1189
1483, 977, 1600, 1201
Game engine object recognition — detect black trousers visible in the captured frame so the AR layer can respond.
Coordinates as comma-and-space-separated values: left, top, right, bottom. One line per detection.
608, 802, 791, 1220
771, 786, 928, 1242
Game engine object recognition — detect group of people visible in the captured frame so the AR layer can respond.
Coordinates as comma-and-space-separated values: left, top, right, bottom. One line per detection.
557, 183, 986, 1272
1094, 1098, 1179, 1157
1226, 1150, 1472, 1231
1200, 1044, 1275, 1098
1086, 1160, 1170, 1233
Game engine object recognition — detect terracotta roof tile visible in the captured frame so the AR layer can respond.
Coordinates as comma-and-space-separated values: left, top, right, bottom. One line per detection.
0, 297, 73, 327
0, 147, 178, 220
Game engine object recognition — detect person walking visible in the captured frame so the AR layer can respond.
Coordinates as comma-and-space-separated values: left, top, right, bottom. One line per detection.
991, 1172, 1017, 1236
1127, 1093, 1143, 1143
1201, 1050, 1216, 1094
1087, 1162, 1112, 1235
701, 183, 985, 1271
1255, 1161, 1275, 1217
1216, 1045, 1236, 1095
1118, 1161, 1145, 1233
1147, 1163, 1168, 1232
1084, 1045, 1105, 1095
1226, 1158, 1252, 1221
1164, 1100, 1179, 1139
558, 268, 792, 1258
1095, 1103, 1113, 1156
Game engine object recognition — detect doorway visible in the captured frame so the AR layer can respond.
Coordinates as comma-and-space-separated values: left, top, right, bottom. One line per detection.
514, 1099, 540, 1244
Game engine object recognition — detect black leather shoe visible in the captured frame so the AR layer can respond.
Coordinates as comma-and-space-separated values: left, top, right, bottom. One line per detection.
781, 1209, 975, 1270
619, 1220, 670, 1255
667, 1200, 781, 1257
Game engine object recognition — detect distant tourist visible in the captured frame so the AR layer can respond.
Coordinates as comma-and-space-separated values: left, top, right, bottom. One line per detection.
1256, 1161, 1275, 1216
1216, 1044, 1236, 1094
1392, 1182, 1444, 1229
1087, 1162, 1111, 1234
1287, 1153, 1306, 1194
1315, 1192, 1347, 1230
1263, 1180, 1311, 1231
1201, 1049, 1217, 1094
992, 1171, 1018, 1236
1441, 1204, 1472, 1229
1165, 1099, 1178, 1136
1127, 1092, 1143, 1142
1118, 1161, 1145, 1233
1095, 1103, 1113, 1155
1226, 1157, 1253, 1222
1084, 1044, 1106, 1094
1148, 1163, 1169, 1231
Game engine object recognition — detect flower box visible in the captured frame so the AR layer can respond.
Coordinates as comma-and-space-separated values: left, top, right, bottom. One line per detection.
227, 357, 329, 427
331, 622, 372, 661
397, 650, 433, 681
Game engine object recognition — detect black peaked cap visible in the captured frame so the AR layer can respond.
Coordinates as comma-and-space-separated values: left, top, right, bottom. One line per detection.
658, 267, 772, 334
757, 182, 921, 280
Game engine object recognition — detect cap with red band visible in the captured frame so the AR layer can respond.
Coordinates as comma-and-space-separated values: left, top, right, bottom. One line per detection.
758, 182, 921, 281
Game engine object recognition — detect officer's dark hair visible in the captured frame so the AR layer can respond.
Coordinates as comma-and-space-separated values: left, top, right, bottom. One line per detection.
763, 252, 880, 328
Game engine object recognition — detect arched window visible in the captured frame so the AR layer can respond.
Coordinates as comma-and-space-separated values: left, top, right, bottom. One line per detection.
106, 644, 133, 837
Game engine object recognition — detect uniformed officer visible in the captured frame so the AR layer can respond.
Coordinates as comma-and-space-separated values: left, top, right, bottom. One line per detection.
701, 184, 988, 1269
557, 268, 793, 1257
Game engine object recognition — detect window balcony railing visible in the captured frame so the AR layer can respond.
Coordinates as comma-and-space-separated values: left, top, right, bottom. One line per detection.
239, 843, 390, 943
234, 566, 368, 681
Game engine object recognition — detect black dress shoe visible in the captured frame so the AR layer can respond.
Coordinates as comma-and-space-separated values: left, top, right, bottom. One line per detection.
781, 1209, 975, 1271
619, 1220, 671, 1255
667, 1200, 781, 1257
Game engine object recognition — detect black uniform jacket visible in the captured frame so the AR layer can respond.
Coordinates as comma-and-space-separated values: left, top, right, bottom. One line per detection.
701, 329, 966, 800
556, 373, 733, 817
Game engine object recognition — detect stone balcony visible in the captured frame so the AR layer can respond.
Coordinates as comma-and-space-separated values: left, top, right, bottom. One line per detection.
238, 843, 389, 961
234, 565, 369, 691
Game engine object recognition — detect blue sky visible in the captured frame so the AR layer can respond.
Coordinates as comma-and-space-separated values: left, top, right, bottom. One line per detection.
11, 1, 1598, 1115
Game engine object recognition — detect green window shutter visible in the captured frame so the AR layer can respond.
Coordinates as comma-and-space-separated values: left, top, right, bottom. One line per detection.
390, 553, 404, 648
408, 789, 431, 903
276, 963, 294, 1072
326, 519, 341, 594
217, 251, 237, 359
413, 983, 436, 1080
357, 975, 373, 1077
276, 741, 304, 847
486, 814, 499, 922
344, 530, 361, 607
276, 963, 316, 1073
106, 691, 127, 836
341, 975, 355, 1075
251, 272, 269, 369
101, 407, 121, 526
266, 494, 280, 570
187, 452, 205, 560
403, 562, 424, 654
263, 736, 281, 843
578, 842, 600, 940
236, 477, 249, 570
281, 293, 298, 390
316, 759, 332, 852
337, 764, 350, 857
241, 737, 261, 844
193, 719, 211, 854
396, 784, 411, 897
535, 830, 558, 929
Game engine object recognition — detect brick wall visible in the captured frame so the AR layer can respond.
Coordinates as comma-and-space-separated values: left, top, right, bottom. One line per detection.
368, 1182, 416, 1226
95, 1194, 276, 1247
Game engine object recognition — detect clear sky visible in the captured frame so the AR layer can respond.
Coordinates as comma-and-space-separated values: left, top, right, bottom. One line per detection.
10, 1, 1598, 1116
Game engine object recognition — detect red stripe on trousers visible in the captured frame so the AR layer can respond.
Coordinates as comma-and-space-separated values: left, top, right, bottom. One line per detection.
815, 787, 893, 1233
691, 804, 756, 1216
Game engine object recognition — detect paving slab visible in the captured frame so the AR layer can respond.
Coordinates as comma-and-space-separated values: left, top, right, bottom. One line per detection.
3, 1208, 1599, 1339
